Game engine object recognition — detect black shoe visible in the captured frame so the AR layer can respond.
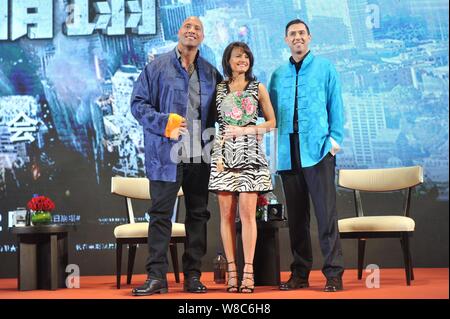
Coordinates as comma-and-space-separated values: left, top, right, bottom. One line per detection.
279, 275, 309, 290
239, 263, 255, 293
324, 277, 343, 292
132, 278, 168, 296
226, 261, 239, 293
184, 276, 207, 293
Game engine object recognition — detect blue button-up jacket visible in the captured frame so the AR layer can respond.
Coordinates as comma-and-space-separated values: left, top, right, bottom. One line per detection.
269, 52, 344, 170
131, 48, 221, 182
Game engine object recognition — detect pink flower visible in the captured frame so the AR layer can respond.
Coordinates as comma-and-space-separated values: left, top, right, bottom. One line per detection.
236, 91, 242, 97
231, 107, 243, 120
242, 98, 256, 115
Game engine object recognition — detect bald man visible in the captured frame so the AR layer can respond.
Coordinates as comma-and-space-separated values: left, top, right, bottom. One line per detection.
131, 17, 222, 296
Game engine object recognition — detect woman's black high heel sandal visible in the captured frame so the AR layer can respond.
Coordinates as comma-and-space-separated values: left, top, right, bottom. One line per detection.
239, 263, 254, 293
226, 261, 239, 293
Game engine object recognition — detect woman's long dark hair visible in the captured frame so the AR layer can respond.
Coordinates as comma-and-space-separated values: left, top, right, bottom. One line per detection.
222, 42, 256, 83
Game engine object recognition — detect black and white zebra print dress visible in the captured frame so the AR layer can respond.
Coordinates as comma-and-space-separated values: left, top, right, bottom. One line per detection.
208, 80, 273, 193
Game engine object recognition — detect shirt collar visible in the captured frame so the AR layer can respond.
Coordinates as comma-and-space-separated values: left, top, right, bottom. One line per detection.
289, 50, 310, 67
175, 46, 200, 63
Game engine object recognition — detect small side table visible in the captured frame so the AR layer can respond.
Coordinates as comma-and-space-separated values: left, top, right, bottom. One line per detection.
236, 220, 288, 286
10, 224, 75, 291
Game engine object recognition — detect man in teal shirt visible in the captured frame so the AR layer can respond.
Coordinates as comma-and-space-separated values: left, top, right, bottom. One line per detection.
269, 19, 345, 292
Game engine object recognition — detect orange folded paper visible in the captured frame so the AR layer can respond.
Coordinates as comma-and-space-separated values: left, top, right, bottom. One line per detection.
164, 113, 184, 138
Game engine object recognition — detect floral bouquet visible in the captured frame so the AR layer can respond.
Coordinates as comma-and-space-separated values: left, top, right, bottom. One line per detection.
221, 91, 258, 126
27, 195, 55, 225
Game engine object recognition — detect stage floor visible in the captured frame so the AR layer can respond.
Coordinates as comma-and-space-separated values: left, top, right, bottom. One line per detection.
0, 268, 448, 299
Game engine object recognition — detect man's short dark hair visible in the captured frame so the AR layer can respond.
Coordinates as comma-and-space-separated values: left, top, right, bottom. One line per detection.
285, 19, 310, 36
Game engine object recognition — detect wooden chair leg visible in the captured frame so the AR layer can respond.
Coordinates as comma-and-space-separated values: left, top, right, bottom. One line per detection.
400, 233, 412, 286
358, 239, 366, 280
169, 242, 180, 283
127, 244, 137, 285
401, 235, 415, 281
116, 242, 123, 289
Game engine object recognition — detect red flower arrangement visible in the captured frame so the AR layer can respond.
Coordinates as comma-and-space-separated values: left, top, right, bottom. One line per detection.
257, 194, 269, 207
256, 194, 269, 220
27, 195, 55, 212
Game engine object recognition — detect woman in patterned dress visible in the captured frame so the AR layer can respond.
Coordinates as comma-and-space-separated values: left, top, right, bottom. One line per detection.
209, 42, 276, 293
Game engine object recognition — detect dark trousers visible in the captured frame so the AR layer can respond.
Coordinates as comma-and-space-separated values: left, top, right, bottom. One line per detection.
280, 153, 344, 279
145, 162, 211, 280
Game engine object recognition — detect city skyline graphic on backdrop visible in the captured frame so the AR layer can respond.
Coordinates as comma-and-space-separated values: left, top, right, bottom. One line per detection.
0, 0, 449, 206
